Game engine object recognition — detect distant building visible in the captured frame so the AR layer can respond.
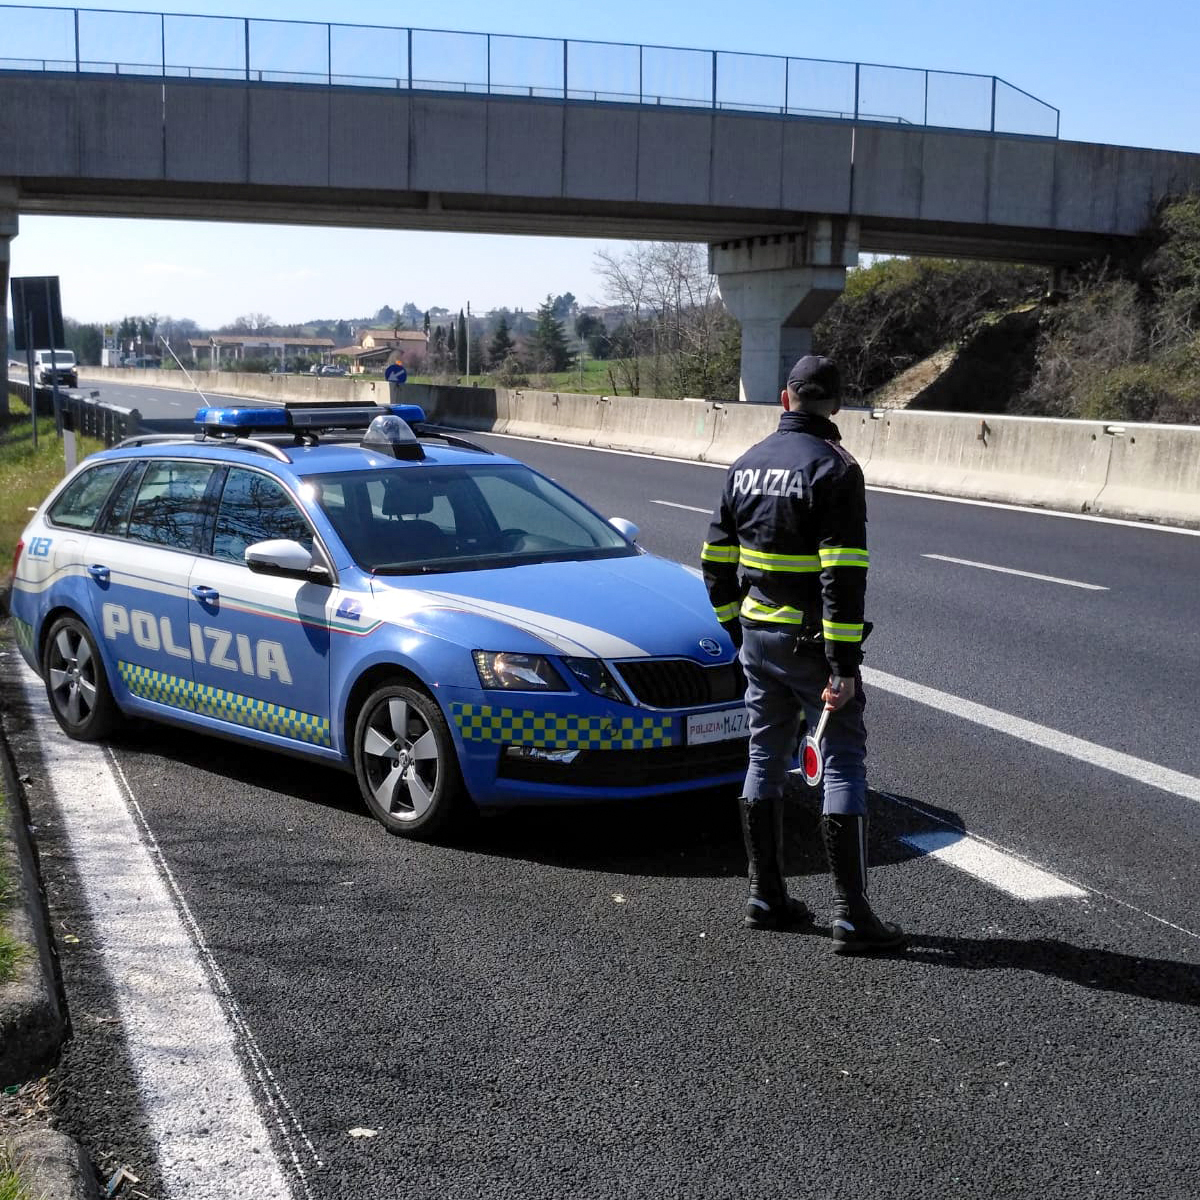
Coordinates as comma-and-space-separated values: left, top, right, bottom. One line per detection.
333, 328, 428, 374
187, 335, 336, 368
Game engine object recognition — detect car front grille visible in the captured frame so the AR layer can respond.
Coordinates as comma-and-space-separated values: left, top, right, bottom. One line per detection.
613, 658, 742, 709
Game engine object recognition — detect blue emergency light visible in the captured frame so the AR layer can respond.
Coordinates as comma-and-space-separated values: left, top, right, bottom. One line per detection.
195, 402, 427, 434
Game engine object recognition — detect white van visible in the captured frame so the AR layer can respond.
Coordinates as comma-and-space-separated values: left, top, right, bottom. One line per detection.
34, 349, 78, 388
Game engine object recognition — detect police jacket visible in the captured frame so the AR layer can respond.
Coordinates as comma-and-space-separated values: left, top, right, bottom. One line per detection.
701, 409, 869, 675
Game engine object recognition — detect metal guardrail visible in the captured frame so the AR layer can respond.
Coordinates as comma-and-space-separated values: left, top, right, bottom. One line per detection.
0, 5, 1061, 138
10, 380, 141, 447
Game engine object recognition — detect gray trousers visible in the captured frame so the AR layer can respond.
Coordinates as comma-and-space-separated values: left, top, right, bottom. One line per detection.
740, 625, 868, 816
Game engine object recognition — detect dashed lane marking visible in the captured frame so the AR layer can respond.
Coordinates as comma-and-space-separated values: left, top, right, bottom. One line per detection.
16, 667, 316, 1199
652, 500, 711, 513
862, 667, 1200, 806
922, 553, 1109, 590
899, 830, 1087, 900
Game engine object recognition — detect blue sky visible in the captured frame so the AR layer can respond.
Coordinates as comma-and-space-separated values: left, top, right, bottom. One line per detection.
6, 0, 1199, 327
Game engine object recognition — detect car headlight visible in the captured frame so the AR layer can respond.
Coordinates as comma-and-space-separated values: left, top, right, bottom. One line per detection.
562, 657, 628, 703
473, 651, 566, 691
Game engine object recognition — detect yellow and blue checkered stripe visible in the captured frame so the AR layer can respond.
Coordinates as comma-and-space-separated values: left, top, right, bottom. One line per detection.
452, 703, 673, 751
118, 662, 331, 747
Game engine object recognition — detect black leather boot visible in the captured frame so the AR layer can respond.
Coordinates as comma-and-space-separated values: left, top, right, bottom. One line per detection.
820, 813, 905, 954
739, 797, 812, 930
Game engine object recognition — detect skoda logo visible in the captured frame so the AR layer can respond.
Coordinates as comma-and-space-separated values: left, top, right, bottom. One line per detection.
699, 638, 722, 657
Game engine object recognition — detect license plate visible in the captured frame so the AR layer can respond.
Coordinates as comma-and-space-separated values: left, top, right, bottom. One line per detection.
686, 705, 750, 745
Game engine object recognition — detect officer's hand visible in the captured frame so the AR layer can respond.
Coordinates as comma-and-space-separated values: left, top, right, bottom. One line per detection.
822, 674, 855, 711
721, 619, 743, 650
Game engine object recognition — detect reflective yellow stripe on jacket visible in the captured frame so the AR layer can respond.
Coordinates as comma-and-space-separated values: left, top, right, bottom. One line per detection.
819, 547, 870, 569
739, 548, 821, 573
822, 620, 865, 643
700, 542, 741, 564
740, 599, 808, 624
712, 601, 740, 623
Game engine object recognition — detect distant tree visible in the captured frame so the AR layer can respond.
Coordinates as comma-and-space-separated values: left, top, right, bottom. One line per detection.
456, 309, 468, 374
401, 302, 423, 328
335, 319, 350, 339
551, 292, 577, 322
423, 310, 431, 336
529, 295, 574, 373
65, 320, 102, 366
374, 304, 396, 325
227, 313, 274, 334
430, 325, 448, 372
447, 321, 457, 358
488, 316, 515, 368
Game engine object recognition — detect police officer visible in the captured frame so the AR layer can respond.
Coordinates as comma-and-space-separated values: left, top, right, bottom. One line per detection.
701, 355, 905, 954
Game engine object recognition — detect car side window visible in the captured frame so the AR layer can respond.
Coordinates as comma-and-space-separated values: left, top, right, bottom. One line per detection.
212, 468, 313, 564
46, 463, 129, 530
126, 461, 217, 551
97, 461, 147, 537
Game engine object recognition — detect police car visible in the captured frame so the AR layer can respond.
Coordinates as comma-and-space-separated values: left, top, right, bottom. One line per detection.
11, 403, 748, 839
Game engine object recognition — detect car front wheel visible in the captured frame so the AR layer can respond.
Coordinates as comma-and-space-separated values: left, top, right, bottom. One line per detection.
41, 615, 122, 740
353, 683, 471, 840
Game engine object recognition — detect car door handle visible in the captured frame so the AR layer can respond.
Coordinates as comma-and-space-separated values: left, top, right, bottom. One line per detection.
191, 585, 220, 603
87, 564, 110, 583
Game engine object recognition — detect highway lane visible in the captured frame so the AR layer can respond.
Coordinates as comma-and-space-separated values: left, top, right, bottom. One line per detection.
8, 654, 1197, 1200
8, 376, 1199, 1197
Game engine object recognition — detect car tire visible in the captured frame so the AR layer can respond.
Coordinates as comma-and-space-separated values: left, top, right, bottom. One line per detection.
41, 614, 122, 741
353, 683, 472, 841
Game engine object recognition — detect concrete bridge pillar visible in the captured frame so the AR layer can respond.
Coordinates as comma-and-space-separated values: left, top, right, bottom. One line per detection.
711, 218, 859, 403
0, 182, 16, 417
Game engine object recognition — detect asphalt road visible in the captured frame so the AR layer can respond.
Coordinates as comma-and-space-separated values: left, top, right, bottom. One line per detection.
6, 377, 1198, 1199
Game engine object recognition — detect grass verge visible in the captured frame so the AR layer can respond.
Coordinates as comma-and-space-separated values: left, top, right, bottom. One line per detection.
0, 1146, 42, 1200
0, 789, 27, 988
0, 395, 104, 577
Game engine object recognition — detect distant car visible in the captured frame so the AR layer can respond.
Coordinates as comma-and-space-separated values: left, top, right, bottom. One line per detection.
10, 403, 746, 840
320, 365, 348, 376
34, 349, 78, 388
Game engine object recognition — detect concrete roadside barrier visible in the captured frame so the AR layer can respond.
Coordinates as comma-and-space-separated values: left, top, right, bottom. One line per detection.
863, 411, 1113, 512
594, 394, 721, 459
71, 371, 1200, 528
1092, 422, 1200, 526
703, 401, 780, 464
501, 390, 607, 444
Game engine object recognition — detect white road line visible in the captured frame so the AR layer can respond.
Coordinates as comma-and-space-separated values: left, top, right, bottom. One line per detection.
15, 667, 311, 1200
869, 484, 1200, 537
652, 500, 711, 514
921, 553, 1109, 591
883, 790, 1200, 940
862, 666, 1200, 805
899, 830, 1087, 900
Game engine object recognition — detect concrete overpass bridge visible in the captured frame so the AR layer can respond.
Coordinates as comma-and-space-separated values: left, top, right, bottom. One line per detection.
2, 6, 1199, 402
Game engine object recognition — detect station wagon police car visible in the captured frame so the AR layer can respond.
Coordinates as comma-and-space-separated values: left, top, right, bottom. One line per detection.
11, 403, 747, 838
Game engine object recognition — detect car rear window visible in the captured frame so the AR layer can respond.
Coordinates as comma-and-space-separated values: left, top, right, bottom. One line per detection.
47, 462, 129, 530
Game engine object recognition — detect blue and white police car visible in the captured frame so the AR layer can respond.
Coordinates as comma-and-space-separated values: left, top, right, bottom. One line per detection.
10, 403, 748, 839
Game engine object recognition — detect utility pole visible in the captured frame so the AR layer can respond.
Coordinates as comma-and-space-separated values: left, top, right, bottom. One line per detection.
466, 301, 471, 378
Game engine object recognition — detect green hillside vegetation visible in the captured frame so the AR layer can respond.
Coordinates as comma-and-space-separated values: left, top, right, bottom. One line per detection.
813, 193, 1200, 423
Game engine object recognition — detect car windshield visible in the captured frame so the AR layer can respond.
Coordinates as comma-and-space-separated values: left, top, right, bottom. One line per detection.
304, 462, 636, 574
42, 352, 74, 364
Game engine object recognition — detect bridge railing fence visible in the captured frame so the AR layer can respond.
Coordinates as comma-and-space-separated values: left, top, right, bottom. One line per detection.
0, 4, 1061, 138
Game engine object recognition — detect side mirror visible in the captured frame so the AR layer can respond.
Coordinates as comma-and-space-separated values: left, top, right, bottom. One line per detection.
245, 539, 329, 582
609, 517, 640, 543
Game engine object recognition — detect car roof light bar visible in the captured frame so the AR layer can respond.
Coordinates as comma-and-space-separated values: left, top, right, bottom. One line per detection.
195, 402, 427, 436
